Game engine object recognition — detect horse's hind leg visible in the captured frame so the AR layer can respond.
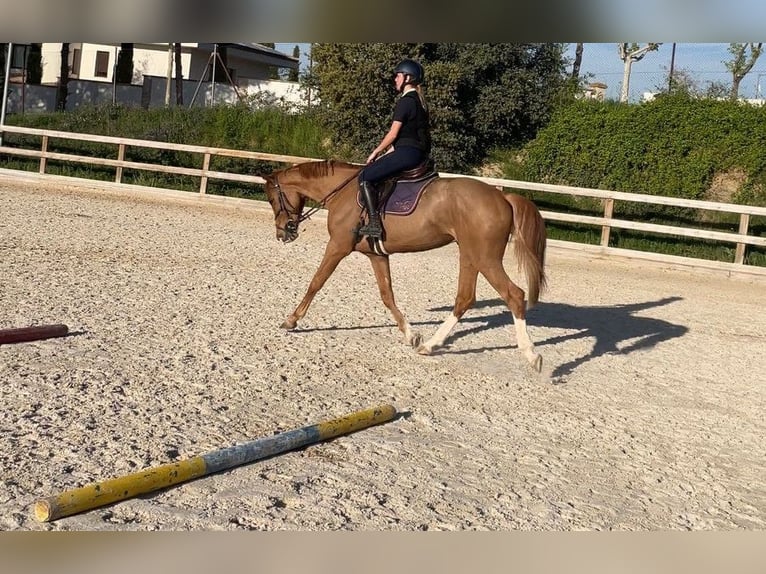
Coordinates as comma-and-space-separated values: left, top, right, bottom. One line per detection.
418, 255, 478, 355
368, 254, 421, 347
481, 261, 543, 372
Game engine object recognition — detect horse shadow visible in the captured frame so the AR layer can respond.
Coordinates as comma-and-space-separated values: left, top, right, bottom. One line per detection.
425, 296, 688, 378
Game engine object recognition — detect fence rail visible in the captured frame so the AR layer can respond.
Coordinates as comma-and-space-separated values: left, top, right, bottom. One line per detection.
1, 125, 765, 279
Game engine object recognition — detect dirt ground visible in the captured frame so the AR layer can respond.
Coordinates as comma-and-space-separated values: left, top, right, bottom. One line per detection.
1, 176, 764, 531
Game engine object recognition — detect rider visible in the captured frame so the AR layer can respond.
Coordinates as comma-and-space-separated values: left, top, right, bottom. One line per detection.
357, 58, 432, 240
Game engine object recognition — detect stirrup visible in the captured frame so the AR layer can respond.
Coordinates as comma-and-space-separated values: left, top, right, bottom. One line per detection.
358, 216, 384, 240
359, 225, 384, 240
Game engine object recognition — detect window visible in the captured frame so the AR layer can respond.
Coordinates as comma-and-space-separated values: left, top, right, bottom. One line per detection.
10, 45, 26, 68
94, 50, 110, 77
71, 48, 82, 76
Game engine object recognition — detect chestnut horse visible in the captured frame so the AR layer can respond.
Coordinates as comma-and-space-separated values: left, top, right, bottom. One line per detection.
261, 160, 548, 371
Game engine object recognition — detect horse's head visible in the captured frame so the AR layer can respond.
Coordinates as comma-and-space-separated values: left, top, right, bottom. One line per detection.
262, 171, 306, 243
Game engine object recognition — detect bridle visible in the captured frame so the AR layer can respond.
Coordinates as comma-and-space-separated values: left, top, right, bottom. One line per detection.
271, 169, 361, 237
271, 177, 302, 237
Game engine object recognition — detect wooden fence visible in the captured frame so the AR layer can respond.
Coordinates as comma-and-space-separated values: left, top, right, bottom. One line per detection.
1, 124, 765, 279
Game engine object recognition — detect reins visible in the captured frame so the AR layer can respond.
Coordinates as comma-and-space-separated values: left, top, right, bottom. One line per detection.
274, 168, 361, 228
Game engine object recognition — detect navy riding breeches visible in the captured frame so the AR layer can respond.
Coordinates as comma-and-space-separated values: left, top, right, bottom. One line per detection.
358, 146, 425, 184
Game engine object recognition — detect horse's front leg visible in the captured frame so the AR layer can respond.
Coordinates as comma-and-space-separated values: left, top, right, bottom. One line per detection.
367, 254, 421, 348
281, 242, 350, 330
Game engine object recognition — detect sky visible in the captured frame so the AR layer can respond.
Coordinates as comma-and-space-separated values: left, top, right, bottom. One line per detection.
275, 43, 766, 103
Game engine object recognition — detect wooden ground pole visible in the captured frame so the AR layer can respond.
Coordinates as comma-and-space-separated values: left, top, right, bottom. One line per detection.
0, 324, 69, 345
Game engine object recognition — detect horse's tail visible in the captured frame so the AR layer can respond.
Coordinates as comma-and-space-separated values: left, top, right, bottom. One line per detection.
504, 193, 548, 308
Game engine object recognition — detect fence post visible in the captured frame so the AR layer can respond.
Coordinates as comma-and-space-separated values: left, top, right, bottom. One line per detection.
115, 143, 125, 183
39, 135, 49, 174
199, 152, 211, 195
734, 213, 751, 264
600, 198, 614, 247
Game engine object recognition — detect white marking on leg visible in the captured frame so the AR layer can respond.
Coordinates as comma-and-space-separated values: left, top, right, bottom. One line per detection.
419, 314, 459, 354
512, 314, 541, 367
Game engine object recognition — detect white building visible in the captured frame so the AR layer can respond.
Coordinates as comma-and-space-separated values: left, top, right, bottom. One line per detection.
37, 43, 299, 86
3, 42, 304, 113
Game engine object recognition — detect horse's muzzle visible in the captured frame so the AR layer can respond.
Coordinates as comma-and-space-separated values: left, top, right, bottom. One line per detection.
279, 220, 299, 243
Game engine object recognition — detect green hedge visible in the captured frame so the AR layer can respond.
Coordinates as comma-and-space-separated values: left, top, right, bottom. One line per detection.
521, 94, 766, 207
6, 103, 328, 157
512, 95, 766, 265
2, 103, 330, 196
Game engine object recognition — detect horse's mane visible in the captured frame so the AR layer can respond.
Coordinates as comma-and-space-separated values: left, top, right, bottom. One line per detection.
288, 159, 361, 180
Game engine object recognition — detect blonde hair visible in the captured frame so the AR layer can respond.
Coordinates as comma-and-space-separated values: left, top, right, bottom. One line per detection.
413, 84, 428, 111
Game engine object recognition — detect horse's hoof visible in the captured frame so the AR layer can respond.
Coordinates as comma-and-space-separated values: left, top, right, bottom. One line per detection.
531, 354, 543, 373
417, 344, 432, 356
281, 319, 297, 330
407, 332, 422, 348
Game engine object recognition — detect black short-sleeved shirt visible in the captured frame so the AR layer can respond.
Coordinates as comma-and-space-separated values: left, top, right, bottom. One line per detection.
392, 91, 431, 154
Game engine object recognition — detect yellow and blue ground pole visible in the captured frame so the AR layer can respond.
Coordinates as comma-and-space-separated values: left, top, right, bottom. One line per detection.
34, 404, 397, 522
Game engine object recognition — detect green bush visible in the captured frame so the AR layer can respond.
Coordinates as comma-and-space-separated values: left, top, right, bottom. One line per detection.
5, 103, 328, 159
516, 94, 766, 264
2, 103, 329, 197
522, 94, 766, 207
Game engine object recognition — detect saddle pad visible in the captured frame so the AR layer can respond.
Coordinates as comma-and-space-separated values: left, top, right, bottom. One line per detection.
357, 174, 438, 216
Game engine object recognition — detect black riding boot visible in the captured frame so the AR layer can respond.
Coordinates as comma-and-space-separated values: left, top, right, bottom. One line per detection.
358, 180, 384, 240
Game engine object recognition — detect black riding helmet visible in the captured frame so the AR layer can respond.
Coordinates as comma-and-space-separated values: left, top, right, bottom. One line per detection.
394, 59, 424, 86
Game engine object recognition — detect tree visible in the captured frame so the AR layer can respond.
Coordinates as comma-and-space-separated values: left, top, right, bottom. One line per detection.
217, 44, 229, 75
27, 44, 42, 85
658, 67, 699, 96
289, 45, 300, 82
617, 43, 661, 103
260, 42, 280, 79
725, 42, 763, 101
115, 43, 134, 84
0, 43, 6, 83
308, 43, 567, 172
56, 43, 70, 111
570, 42, 583, 81
174, 43, 183, 105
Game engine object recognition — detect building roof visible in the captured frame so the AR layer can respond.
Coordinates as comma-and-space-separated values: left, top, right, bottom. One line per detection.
197, 43, 299, 70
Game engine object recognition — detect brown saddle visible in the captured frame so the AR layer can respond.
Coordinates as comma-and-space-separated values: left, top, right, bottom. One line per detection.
356, 158, 438, 216
396, 158, 436, 181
